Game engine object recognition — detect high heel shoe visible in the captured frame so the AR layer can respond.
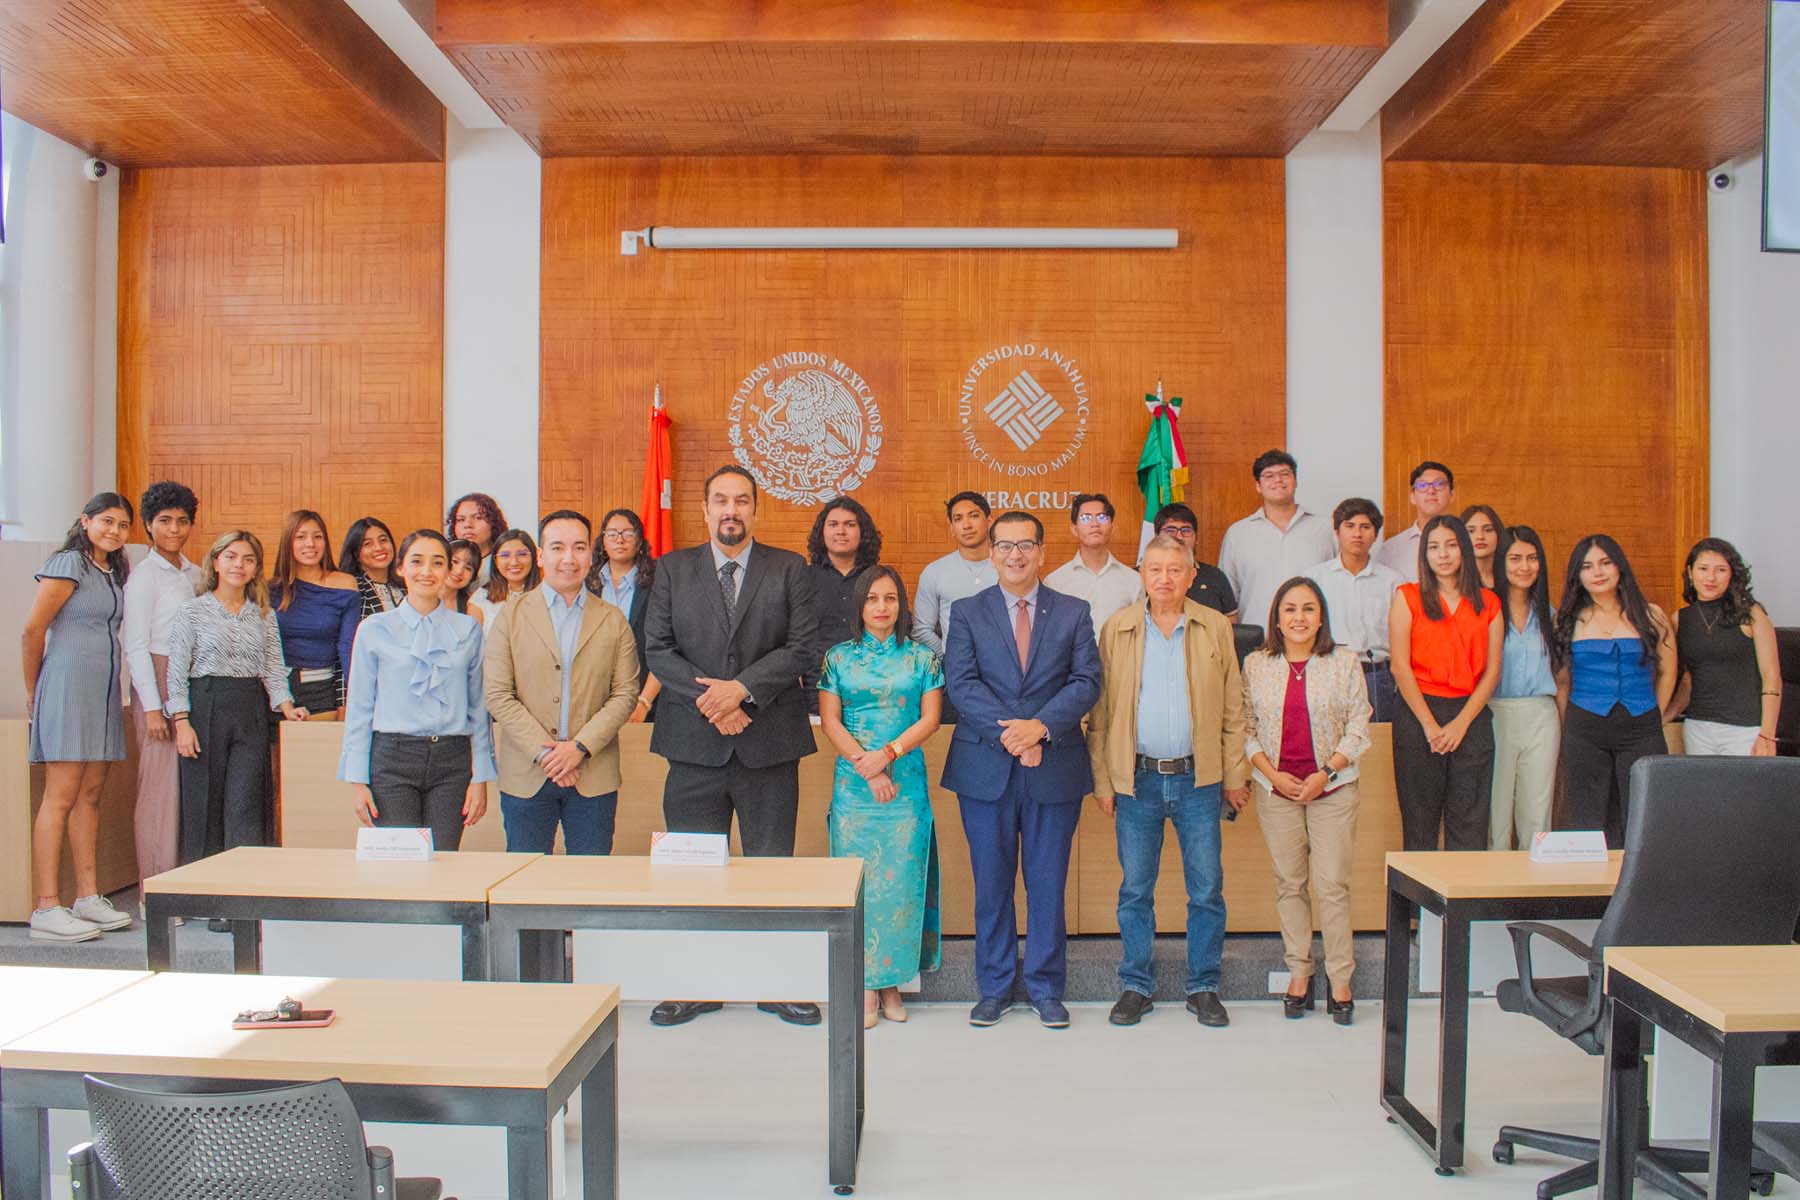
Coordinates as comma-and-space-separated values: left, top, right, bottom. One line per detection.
881, 991, 908, 1023
863, 993, 880, 1029
1326, 980, 1354, 1026
1282, 976, 1315, 1019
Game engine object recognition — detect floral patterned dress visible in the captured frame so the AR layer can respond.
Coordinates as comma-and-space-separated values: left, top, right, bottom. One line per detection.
819, 632, 944, 989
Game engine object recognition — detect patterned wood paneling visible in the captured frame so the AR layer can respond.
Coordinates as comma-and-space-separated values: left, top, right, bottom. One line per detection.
117, 164, 445, 554
539, 155, 1288, 590
1382, 0, 1766, 168
0, 0, 444, 166
1384, 161, 1709, 610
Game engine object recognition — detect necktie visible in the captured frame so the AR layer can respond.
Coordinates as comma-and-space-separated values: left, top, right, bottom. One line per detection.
1014, 597, 1031, 670
719, 559, 740, 622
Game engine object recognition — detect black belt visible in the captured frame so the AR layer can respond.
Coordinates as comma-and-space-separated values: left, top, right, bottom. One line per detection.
1361, 660, 1391, 673
1135, 754, 1194, 775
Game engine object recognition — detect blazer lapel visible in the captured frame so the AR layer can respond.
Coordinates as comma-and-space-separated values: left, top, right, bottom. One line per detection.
1024, 588, 1051, 680
987, 587, 1027, 688
521, 592, 561, 663
727, 547, 769, 637
572, 594, 607, 659
695, 547, 732, 634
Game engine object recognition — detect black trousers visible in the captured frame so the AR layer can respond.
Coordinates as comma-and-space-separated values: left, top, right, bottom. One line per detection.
1393, 693, 1495, 851
369, 732, 473, 852
1560, 703, 1667, 848
663, 756, 801, 856
179, 676, 271, 864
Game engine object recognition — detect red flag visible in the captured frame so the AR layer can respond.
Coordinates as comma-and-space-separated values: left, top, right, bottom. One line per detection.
640, 386, 674, 557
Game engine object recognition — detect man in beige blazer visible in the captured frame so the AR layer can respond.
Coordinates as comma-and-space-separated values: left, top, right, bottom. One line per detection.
484, 510, 640, 853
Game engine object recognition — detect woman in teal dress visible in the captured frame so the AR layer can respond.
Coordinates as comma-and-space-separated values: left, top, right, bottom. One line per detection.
817, 564, 944, 1028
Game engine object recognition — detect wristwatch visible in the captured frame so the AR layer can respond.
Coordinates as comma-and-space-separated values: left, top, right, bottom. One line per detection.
1324, 767, 1341, 786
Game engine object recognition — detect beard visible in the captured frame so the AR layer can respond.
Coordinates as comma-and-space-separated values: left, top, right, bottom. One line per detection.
716, 521, 748, 546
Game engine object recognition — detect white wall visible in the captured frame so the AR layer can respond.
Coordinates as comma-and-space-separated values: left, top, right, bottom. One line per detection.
1708, 153, 1800, 620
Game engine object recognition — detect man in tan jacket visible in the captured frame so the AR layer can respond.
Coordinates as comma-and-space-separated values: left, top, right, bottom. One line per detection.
1088, 533, 1250, 1029
484, 510, 640, 853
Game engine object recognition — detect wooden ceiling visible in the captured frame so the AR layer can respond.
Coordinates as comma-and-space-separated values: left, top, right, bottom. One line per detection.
1382, 0, 1768, 168
0, 0, 444, 166
429, 0, 1390, 157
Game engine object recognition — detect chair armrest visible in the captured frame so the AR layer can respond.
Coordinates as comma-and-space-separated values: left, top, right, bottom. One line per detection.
1508, 920, 1595, 963
1506, 921, 1604, 1041
69, 1141, 100, 1198
367, 1145, 395, 1195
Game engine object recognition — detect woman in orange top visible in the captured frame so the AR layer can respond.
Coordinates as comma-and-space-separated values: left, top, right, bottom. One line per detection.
1388, 514, 1504, 850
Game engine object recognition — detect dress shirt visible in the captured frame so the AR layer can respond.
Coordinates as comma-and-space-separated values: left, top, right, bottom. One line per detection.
121, 550, 200, 712
1045, 553, 1144, 640
1305, 554, 1403, 662
710, 538, 754, 592
997, 584, 1040, 636
811, 562, 862, 654
595, 563, 637, 620
1135, 609, 1193, 758
543, 584, 588, 739
165, 593, 293, 715
1498, 610, 1558, 699
1375, 523, 1424, 582
337, 601, 496, 785
1217, 507, 1338, 633
911, 550, 998, 654
1186, 561, 1238, 616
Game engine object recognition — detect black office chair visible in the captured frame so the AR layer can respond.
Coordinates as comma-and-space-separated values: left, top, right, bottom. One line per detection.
1493, 755, 1800, 1200
69, 1076, 449, 1199
1232, 623, 1263, 665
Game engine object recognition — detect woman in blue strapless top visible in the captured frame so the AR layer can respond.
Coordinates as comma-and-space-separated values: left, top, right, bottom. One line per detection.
1552, 534, 1676, 847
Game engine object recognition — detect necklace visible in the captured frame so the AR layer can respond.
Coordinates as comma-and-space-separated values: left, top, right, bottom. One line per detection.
1288, 659, 1308, 682
1697, 601, 1725, 635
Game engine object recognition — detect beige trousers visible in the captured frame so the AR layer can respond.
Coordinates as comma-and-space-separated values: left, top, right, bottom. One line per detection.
130, 654, 181, 880
1254, 780, 1360, 986
1488, 695, 1559, 850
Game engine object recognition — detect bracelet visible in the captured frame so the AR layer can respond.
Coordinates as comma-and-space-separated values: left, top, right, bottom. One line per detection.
888, 740, 905, 759
634, 695, 652, 710
882, 744, 898, 763
1757, 733, 1777, 742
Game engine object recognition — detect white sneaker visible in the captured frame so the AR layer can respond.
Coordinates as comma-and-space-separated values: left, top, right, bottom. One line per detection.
29, 906, 102, 943
71, 894, 133, 932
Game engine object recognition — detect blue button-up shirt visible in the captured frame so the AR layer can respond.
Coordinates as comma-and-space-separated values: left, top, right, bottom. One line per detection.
543, 584, 588, 739
1135, 608, 1193, 758
596, 564, 637, 622
1497, 609, 1558, 699
337, 601, 497, 785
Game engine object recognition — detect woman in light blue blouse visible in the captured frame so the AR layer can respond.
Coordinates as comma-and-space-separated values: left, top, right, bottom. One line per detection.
1487, 526, 1561, 849
817, 565, 944, 1028
340, 529, 496, 851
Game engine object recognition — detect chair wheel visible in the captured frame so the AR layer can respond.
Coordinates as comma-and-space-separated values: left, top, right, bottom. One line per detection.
1752, 1172, 1774, 1197
1386, 1115, 1398, 1124
834, 1187, 854, 1196
1435, 1166, 1454, 1177
1493, 1141, 1514, 1165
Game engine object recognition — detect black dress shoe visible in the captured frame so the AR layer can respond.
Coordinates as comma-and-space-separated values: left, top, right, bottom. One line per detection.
1327, 989, 1355, 1026
1186, 990, 1230, 1027
649, 1000, 723, 1027
756, 1002, 822, 1026
968, 996, 1007, 1026
1283, 977, 1315, 1020
1109, 990, 1154, 1026
206, 918, 232, 933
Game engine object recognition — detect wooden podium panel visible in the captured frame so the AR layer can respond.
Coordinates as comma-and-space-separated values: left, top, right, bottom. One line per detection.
0, 717, 143, 923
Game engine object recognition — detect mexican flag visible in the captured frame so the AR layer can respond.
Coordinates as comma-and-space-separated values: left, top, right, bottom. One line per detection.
1135, 390, 1189, 561
640, 385, 675, 557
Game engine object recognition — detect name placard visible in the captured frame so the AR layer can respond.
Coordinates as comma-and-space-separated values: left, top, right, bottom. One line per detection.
650, 831, 730, 867
1529, 830, 1610, 864
355, 827, 434, 863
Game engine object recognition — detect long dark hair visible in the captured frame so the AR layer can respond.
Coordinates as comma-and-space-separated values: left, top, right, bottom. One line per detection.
1554, 533, 1660, 665
1258, 576, 1337, 658
270, 509, 337, 612
587, 508, 656, 598
341, 517, 398, 584
446, 539, 481, 613
1681, 537, 1758, 629
847, 565, 911, 645
1416, 514, 1486, 621
445, 492, 507, 551
807, 496, 883, 571
482, 528, 541, 603
1501, 525, 1560, 669
1459, 503, 1508, 569
60, 492, 135, 588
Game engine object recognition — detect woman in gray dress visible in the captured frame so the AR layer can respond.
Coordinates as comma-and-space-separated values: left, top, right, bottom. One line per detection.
20, 492, 137, 944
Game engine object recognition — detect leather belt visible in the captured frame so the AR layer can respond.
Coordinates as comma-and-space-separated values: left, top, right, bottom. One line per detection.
1135, 754, 1194, 775
1360, 659, 1391, 673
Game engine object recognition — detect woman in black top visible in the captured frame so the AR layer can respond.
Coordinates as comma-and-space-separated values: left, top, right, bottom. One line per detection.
1669, 538, 1781, 756
341, 517, 405, 617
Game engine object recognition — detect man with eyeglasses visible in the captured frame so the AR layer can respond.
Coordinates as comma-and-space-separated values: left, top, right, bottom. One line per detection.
1045, 493, 1144, 639
1150, 503, 1237, 619
1217, 449, 1337, 633
1376, 460, 1457, 582
942, 512, 1102, 1029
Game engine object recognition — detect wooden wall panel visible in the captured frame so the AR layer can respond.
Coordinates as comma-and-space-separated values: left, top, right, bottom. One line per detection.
540, 156, 1287, 587
1384, 162, 1709, 609
118, 164, 445, 555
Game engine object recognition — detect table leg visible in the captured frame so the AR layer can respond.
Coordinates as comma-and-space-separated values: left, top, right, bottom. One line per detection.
230, 920, 261, 973
580, 1041, 619, 1200
1, 1100, 48, 1200
520, 930, 566, 983
1597, 996, 1646, 1200
1433, 907, 1471, 1174
1380, 878, 1412, 1115
827, 904, 862, 1194
506, 1119, 555, 1200
1707, 1039, 1757, 1200
493, 923, 523, 982
144, 898, 174, 971
461, 921, 491, 981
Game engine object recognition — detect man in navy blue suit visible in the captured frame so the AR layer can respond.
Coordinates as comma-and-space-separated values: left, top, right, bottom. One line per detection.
942, 511, 1103, 1028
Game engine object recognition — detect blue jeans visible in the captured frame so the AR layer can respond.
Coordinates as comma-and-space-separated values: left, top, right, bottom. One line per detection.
1114, 771, 1226, 995
500, 780, 618, 854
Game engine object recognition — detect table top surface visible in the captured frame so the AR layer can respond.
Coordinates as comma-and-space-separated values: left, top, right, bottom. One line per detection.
0, 967, 153, 1047
0, 973, 618, 1089
1606, 945, 1800, 1034
142, 847, 543, 903
1385, 850, 1622, 900
489, 854, 864, 909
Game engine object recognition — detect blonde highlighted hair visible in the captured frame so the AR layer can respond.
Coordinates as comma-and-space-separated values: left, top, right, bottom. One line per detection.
198, 530, 272, 611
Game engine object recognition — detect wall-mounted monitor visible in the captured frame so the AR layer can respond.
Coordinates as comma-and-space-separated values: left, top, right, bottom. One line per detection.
1767, 0, 1800, 251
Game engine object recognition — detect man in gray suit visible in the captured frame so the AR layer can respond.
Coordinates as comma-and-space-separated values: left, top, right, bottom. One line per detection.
645, 463, 820, 1026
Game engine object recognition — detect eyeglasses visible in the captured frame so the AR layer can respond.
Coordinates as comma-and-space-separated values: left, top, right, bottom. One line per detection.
1258, 469, 1295, 483
600, 530, 637, 542
1076, 513, 1112, 526
1413, 480, 1451, 493
1158, 524, 1195, 537
993, 540, 1040, 556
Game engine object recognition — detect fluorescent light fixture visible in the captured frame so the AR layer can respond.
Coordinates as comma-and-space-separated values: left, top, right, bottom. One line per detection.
619, 226, 1177, 254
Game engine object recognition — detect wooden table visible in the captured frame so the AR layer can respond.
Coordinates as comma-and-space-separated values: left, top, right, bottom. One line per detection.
489, 855, 866, 1194
1600, 946, 1800, 1200
1381, 850, 1622, 1174
0, 972, 619, 1200
142, 847, 542, 979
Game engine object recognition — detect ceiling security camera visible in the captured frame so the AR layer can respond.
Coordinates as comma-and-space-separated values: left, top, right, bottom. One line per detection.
83, 157, 110, 182
1710, 171, 1734, 193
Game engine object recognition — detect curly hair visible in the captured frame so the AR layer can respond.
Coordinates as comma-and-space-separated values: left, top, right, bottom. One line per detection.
586, 508, 656, 597
806, 496, 882, 571
139, 480, 198, 525
1682, 537, 1759, 629
445, 492, 507, 551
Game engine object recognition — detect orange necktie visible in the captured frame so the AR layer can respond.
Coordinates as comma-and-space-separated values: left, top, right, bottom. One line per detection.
1014, 598, 1031, 671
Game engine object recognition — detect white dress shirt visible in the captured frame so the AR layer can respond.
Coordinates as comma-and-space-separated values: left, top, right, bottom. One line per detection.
1044, 552, 1144, 640
1305, 554, 1403, 663
1217, 507, 1337, 632
1375, 523, 1424, 582
121, 550, 201, 712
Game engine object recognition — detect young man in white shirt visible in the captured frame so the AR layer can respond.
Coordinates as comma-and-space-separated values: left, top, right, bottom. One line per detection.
1375, 460, 1456, 582
1217, 449, 1337, 632
1045, 493, 1143, 640
1306, 498, 1403, 721
912, 491, 996, 723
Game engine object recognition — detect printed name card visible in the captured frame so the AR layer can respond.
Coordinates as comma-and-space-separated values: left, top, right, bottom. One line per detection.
355, 827, 434, 863
650, 831, 730, 867
1529, 830, 1610, 864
